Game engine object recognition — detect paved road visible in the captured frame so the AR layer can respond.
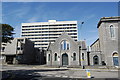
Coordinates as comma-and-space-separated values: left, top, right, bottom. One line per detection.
1, 65, 120, 80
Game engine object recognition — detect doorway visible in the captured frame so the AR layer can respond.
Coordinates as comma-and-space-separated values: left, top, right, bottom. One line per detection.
62, 53, 68, 66
93, 55, 99, 65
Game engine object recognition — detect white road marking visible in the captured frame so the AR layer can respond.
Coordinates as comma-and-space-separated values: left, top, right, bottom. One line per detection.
62, 75, 68, 78
55, 75, 61, 77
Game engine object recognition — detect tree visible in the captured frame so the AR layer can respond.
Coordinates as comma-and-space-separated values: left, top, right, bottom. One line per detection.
2, 24, 15, 43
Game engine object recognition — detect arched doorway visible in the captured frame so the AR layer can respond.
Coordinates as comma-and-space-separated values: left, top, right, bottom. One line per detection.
62, 53, 68, 66
93, 55, 99, 65
113, 52, 119, 66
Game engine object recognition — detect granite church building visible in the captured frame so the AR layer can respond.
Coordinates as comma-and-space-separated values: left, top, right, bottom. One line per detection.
90, 16, 120, 67
46, 32, 88, 67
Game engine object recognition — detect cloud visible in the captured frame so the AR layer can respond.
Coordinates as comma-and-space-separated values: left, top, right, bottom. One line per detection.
86, 14, 96, 20
16, 9, 29, 18
26, 4, 46, 22
25, 3, 95, 23
82, 14, 96, 22
3, 3, 30, 18
27, 16, 39, 22
26, 3, 85, 23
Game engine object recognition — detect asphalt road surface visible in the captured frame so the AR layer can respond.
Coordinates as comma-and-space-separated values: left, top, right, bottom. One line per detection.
1, 65, 120, 80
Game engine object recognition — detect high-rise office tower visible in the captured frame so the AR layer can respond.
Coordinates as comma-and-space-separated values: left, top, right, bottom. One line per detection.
21, 20, 78, 50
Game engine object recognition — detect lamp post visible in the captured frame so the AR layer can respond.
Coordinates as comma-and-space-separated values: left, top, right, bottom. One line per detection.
79, 21, 84, 69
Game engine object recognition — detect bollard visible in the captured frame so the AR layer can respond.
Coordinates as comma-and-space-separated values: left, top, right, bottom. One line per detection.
86, 69, 91, 78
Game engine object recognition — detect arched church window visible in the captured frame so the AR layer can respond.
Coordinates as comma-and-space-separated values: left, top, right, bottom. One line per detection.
110, 25, 115, 38
54, 53, 57, 61
82, 53, 84, 60
48, 54, 50, 61
61, 40, 70, 50
113, 52, 119, 66
73, 53, 76, 61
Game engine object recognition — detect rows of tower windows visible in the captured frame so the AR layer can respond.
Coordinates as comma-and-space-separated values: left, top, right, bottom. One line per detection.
27, 37, 58, 39
74, 40, 77, 41
22, 33, 77, 37
27, 38, 77, 41
22, 24, 77, 28
68, 33, 77, 35
22, 34, 61, 36
22, 27, 77, 30
71, 36, 77, 38
35, 40, 55, 42
22, 30, 77, 33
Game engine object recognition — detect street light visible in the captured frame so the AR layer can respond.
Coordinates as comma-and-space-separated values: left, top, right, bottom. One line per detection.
79, 21, 84, 69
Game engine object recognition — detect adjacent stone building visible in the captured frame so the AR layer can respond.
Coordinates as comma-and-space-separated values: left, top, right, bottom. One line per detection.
47, 32, 88, 67
90, 39, 102, 66
4, 37, 36, 64
34, 48, 46, 65
1, 43, 7, 64
90, 17, 120, 67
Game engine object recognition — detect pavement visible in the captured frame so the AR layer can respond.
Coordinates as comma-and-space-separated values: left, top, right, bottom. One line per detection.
1, 65, 120, 80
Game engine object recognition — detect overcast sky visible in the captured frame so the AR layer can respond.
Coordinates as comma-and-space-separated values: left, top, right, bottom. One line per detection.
2, 2, 118, 46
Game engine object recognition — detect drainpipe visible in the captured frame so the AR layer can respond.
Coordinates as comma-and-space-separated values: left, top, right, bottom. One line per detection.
79, 46, 81, 66
50, 50, 52, 66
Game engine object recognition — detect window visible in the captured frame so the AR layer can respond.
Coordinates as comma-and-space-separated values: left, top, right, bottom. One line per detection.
54, 53, 57, 61
113, 52, 119, 66
75, 40, 77, 41
18, 39, 23, 42
82, 53, 84, 60
16, 55, 23, 60
48, 54, 50, 61
67, 44, 69, 50
64, 41, 66, 50
17, 47, 20, 50
73, 53, 76, 61
2, 47, 5, 52
61, 40, 70, 50
110, 25, 115, 38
